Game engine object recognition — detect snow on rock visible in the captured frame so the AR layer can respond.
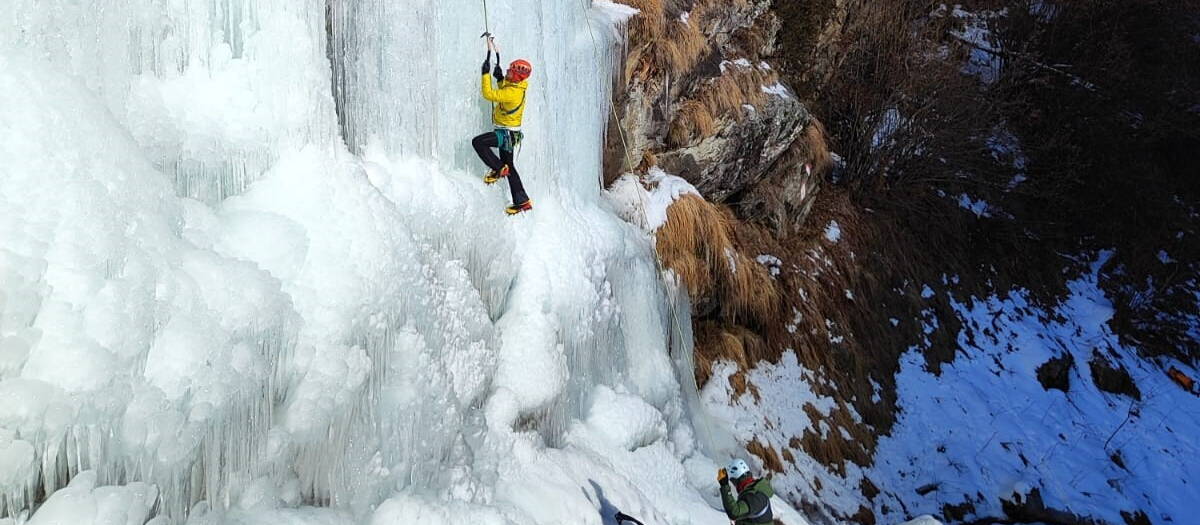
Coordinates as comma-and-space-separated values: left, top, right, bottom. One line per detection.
761, 82, 793, 99
604, 167, 702, 231
870, 109, 904, 150
823, 220, 842, 243
957, 193, 991, 217
719, 58, 753, 73
946, 7, 1004, 84
593, 0, 640, 23
756, 255, 782, 277
586, 0, 641, 47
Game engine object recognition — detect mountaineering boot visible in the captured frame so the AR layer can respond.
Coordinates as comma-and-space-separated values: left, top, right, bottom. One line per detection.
483, 165, 510, 184
505, 199, 533, 215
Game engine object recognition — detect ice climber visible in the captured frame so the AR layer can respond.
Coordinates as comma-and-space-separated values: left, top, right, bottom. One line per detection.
718, 459, 774, 524
473, 38, 534, 215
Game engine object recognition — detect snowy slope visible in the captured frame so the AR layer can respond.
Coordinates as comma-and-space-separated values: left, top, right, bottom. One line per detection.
866, 257, 1200, 524
0, 1, 795, 524
705, 255, 1200, 523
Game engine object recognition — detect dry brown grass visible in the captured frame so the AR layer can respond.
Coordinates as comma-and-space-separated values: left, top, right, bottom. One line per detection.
800, 117, 833, 177
747, 439, 785, 473
668, 100, 717, 147
850, 506, 877, 525
657, 195, 731, 299
618, 0, 711, 81
657, 194, 780, 324
796, 403, 872, 477
662, 6, 709, 73
693, 321, 771, 387
636, 149, 658, 174
616, 0, 774, 83
693, 322, 747, 386
780, 448, 795, 464
695, 66, 778, 122
617, 0, 665, 41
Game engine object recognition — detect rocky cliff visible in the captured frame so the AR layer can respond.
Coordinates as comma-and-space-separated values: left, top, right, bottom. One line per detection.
609, 1, 1200, 524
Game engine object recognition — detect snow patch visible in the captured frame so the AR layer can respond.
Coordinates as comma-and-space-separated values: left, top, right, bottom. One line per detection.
958, 193, 992, 217
869, 255, 1200, 523
604, 168, 701, 231
948, 7, 1004, 84
871, 109, 904, 149
757, 254, 782, 277
824, 220, 842, 242
761, 82, 792, 99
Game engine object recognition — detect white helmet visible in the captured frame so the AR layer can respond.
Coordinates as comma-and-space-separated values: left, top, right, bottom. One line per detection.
726, 458, 751, 480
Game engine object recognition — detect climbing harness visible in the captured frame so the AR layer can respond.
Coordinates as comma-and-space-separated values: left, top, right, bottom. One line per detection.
494, 128, 524, 153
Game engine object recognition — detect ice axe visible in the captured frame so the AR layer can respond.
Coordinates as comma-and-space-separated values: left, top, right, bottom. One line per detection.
481, 32, 503, 83
482, 32, 501, 55
481, 32, 502, 64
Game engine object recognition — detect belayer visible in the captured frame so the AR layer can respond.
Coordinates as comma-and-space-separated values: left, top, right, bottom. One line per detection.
473, 36, 534, 215
718, 459, 774, 524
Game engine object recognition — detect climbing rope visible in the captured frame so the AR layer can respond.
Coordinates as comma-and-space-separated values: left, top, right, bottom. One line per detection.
579, 7, 719, 458
580, 9, 726, 458
481, 0, 490, 35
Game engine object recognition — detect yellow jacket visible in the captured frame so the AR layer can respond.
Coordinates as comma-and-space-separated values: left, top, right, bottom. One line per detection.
481, 74, 528, 128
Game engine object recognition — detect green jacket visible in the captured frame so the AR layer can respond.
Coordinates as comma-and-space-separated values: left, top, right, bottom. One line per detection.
721, 477, 774, 524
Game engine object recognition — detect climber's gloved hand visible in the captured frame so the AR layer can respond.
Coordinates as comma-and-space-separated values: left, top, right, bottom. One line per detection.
717, 468, 729, 486
481, 57, 491, 75
493, 63, 504, 82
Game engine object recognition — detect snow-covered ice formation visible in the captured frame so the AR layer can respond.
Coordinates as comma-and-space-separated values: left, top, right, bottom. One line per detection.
0, 1, 774, 523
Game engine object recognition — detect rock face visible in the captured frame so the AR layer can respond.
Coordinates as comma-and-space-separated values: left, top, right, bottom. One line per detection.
606, 1, 839, 520
613, 3, 1200, 525
607, 0, 823, 233
658, 83, 809, 202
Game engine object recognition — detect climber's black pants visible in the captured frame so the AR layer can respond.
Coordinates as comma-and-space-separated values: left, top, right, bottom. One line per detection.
472, 131, 529, 205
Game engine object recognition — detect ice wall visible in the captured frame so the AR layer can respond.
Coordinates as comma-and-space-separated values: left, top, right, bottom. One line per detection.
329, 0, 622, 193
1, 1, 742, 523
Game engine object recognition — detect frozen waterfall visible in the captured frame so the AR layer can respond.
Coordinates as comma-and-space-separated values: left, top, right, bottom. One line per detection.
0, 1, 748, 524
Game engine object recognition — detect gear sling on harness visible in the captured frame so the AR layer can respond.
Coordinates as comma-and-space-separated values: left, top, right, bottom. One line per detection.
494, 128, 523, 153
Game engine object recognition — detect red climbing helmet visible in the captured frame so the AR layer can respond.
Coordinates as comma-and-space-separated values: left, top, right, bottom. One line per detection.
507, 59, 533, 82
